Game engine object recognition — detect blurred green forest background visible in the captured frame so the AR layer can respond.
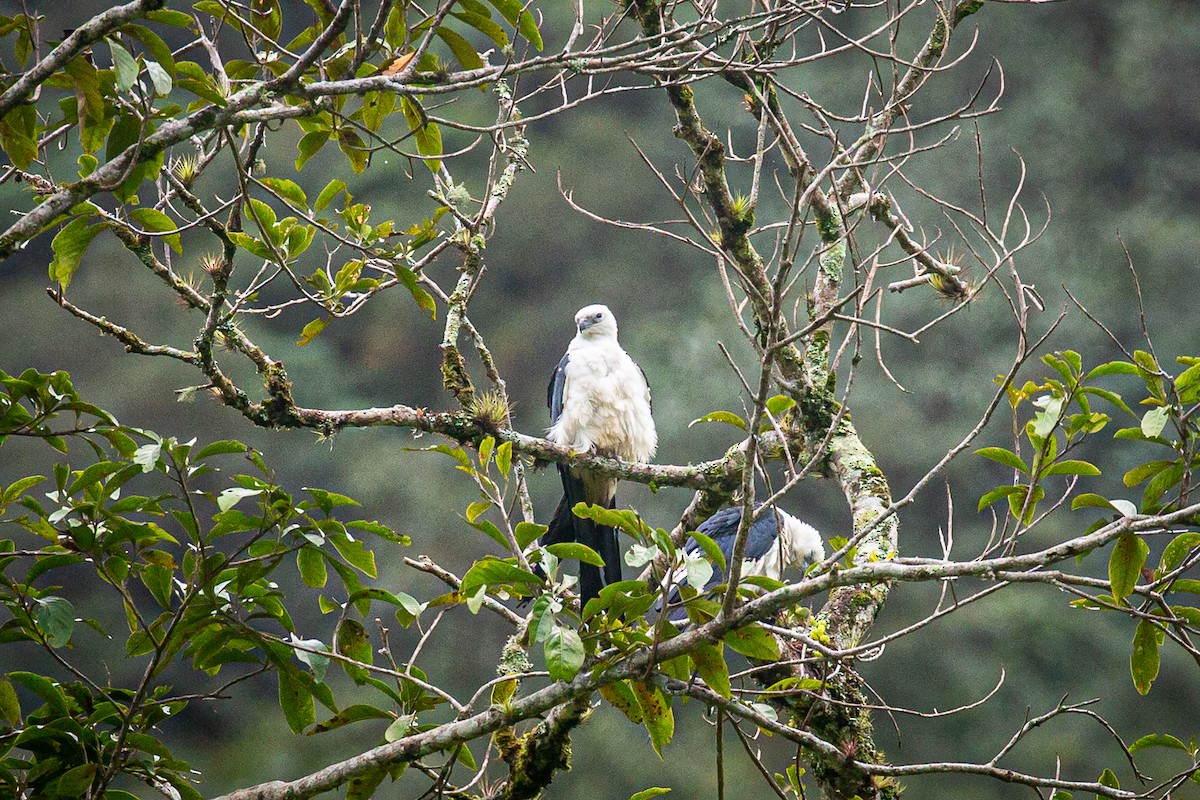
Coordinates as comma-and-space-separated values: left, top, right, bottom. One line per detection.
1, 1, 1198, 797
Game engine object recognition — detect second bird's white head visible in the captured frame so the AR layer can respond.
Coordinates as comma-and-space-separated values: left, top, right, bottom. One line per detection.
574, 304, 618, 340
777, 509, 826, 565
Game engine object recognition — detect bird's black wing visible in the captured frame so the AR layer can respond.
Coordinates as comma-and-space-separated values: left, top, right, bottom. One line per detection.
542, 350, 614, 603
741, 512, 782, 562
547, 352, 569, 425
636, 360, 652, 413
692, 505, 779, 591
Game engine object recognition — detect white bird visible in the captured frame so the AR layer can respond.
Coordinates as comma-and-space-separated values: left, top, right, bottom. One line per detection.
660, 504, 824, 622
540, 304, 656, 602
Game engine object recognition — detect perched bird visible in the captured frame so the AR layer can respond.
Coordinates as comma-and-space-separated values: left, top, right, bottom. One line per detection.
539, 304, 657, 603
660, 504, 825, 622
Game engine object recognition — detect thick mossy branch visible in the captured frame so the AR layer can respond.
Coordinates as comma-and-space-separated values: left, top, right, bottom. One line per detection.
626, 0, 912, 794
495, 695, 591, 800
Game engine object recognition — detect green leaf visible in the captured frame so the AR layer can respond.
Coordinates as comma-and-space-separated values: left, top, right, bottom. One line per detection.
466, 499, 490, 522
1079, 386, 1133, 416
337, 128, 370, 173
451, 10, 509, 49
109, 38, 139, 92
296, 130, 330, 170
688, 530, 727, 573
1160, 532, 1200, 574
1128, 733, 1188, 753
1124, 459, 1174, 488
599, 680, 643, 724
436, 26, 483, 71
8, 671, 68, 714
496, 441, 513, 475
330, 533, 377, 577
1071, 493, 1118, 512
50, 218, 105, 290
314, 178, 346, 212
262, 176, 308, 208
629, 790, 672, 800
688, 410, 747, 431
1130, 618, 1161, 695
384, 715, 415, 742
278, 668, 316, 733
309, 703, 393, 733
545, 542, 605, 567
460, 558, 541, 596
130, 207, 182, 253
765, 394, 796, 417
52, 763, 98, 797
1032, 395, 1064, 438
1141, 406, 1171, 439
471, 519, 508, 548
1171, 605, 1200, 626
0, 104, 38, 169
631, 680, 673, 757
297, 317, 328, 346
682, 551, 714, 592
1084, 360, 1138, 380
1133, 349, 1160, 373
145, 59, 173, 95
291, 636, 329, 683
297, 547, 327, 588
1176, 361, 1200, 401
399, 96, 442, 171
0, 678, 19, 726
974, 446, 1028, 473
1040, 459, 1100, 477
1008, 484, 1045, 525
335, 618, 372, 682
36, 596, 76, 648
544, 624, 584, 682
516, 521, 547, 549
66, 460, 124, 496
723, 623, 781, 660
195, 439, 249, 459
515, 7, 543, 50
347, 768, 388, 800
1109, 531, 1149, 600
1098, 768, 1120, 791
142, 563, 174, 609
689, 641, 731, 698
1143, 461, 1186, 508
478, 435, 495, 467
217, 486, 260, 511
395, 265, 437, 318
977, 484, 1025, 512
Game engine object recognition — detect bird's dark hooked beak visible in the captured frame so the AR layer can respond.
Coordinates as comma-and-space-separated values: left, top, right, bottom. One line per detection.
577, 317, 596, 333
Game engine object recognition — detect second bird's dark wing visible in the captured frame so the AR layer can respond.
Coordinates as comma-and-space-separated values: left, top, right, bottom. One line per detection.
664, 505, 781, 617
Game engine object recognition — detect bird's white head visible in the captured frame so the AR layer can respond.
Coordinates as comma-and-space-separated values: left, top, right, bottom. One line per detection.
777, 509, 825, 565
574, 304, 618, 340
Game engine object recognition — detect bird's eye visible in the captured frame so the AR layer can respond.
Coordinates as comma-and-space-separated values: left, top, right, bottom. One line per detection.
594, 312, 603, 320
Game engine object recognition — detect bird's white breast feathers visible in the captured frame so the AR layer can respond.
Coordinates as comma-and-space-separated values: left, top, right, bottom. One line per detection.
548, 338, 656, 463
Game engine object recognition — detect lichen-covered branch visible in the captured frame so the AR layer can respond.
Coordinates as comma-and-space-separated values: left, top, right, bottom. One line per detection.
207, 498, 1191, 800
493, 695, 591, 800
0, 0, 165, 119
621, 1, 1000, 796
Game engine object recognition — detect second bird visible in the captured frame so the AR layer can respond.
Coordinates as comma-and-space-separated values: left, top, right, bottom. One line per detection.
542, 304, 657, 603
